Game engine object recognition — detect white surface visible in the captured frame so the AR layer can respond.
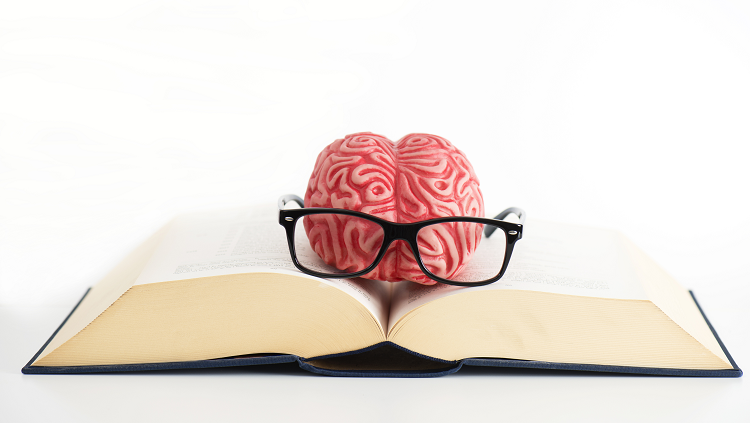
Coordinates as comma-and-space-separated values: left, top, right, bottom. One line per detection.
1, 1, 748, 421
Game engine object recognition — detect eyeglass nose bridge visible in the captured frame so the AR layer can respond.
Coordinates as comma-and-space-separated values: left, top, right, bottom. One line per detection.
382, 223, 420, 245
373, 223, 421, 265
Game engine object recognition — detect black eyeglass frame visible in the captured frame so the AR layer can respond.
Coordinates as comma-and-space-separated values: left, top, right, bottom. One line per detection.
278, 195, 525, 287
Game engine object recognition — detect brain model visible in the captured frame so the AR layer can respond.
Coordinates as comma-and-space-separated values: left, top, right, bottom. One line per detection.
304, 132, 484, 284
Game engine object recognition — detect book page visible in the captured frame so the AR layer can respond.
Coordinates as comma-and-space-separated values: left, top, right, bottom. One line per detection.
33, 221, 173, 364
388, 219, 648, 333
133, 203, 391, 332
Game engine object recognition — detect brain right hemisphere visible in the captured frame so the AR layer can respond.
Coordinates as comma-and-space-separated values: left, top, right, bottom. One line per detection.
304, 132, 484, 284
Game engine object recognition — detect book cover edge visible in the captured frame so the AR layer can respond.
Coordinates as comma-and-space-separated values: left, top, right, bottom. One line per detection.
22, 287, 92, 373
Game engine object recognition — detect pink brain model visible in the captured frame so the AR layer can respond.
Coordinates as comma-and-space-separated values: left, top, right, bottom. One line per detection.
304, 132, 484, 284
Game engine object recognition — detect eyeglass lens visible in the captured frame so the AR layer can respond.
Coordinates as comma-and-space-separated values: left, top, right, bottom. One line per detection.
294, 213, 508, 283
417, 221, 507, 283
295, 214, 385, 275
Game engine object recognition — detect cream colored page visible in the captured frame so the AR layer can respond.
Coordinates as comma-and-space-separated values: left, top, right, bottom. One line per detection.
624, 239, 730, 365
34, 222, 172, 364
500, 219, 647, 298
133, 203, 390, 331
388, 219, 648, 333
134, 204, 288, 284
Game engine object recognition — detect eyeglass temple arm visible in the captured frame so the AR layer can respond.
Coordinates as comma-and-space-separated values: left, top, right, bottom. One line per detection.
484, 207, 526, 238
278, 194, 305, 210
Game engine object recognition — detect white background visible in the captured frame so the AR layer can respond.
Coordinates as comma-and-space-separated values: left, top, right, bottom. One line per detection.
1, 1, 748, 421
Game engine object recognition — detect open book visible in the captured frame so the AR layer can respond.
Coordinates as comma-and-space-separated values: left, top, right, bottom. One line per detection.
23, 204, 742, 377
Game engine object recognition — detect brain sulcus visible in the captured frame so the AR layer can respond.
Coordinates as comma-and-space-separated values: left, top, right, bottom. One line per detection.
304, 132, 484, 284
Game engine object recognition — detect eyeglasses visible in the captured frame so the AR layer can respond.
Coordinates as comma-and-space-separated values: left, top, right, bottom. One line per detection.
278, 194, 525, 287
